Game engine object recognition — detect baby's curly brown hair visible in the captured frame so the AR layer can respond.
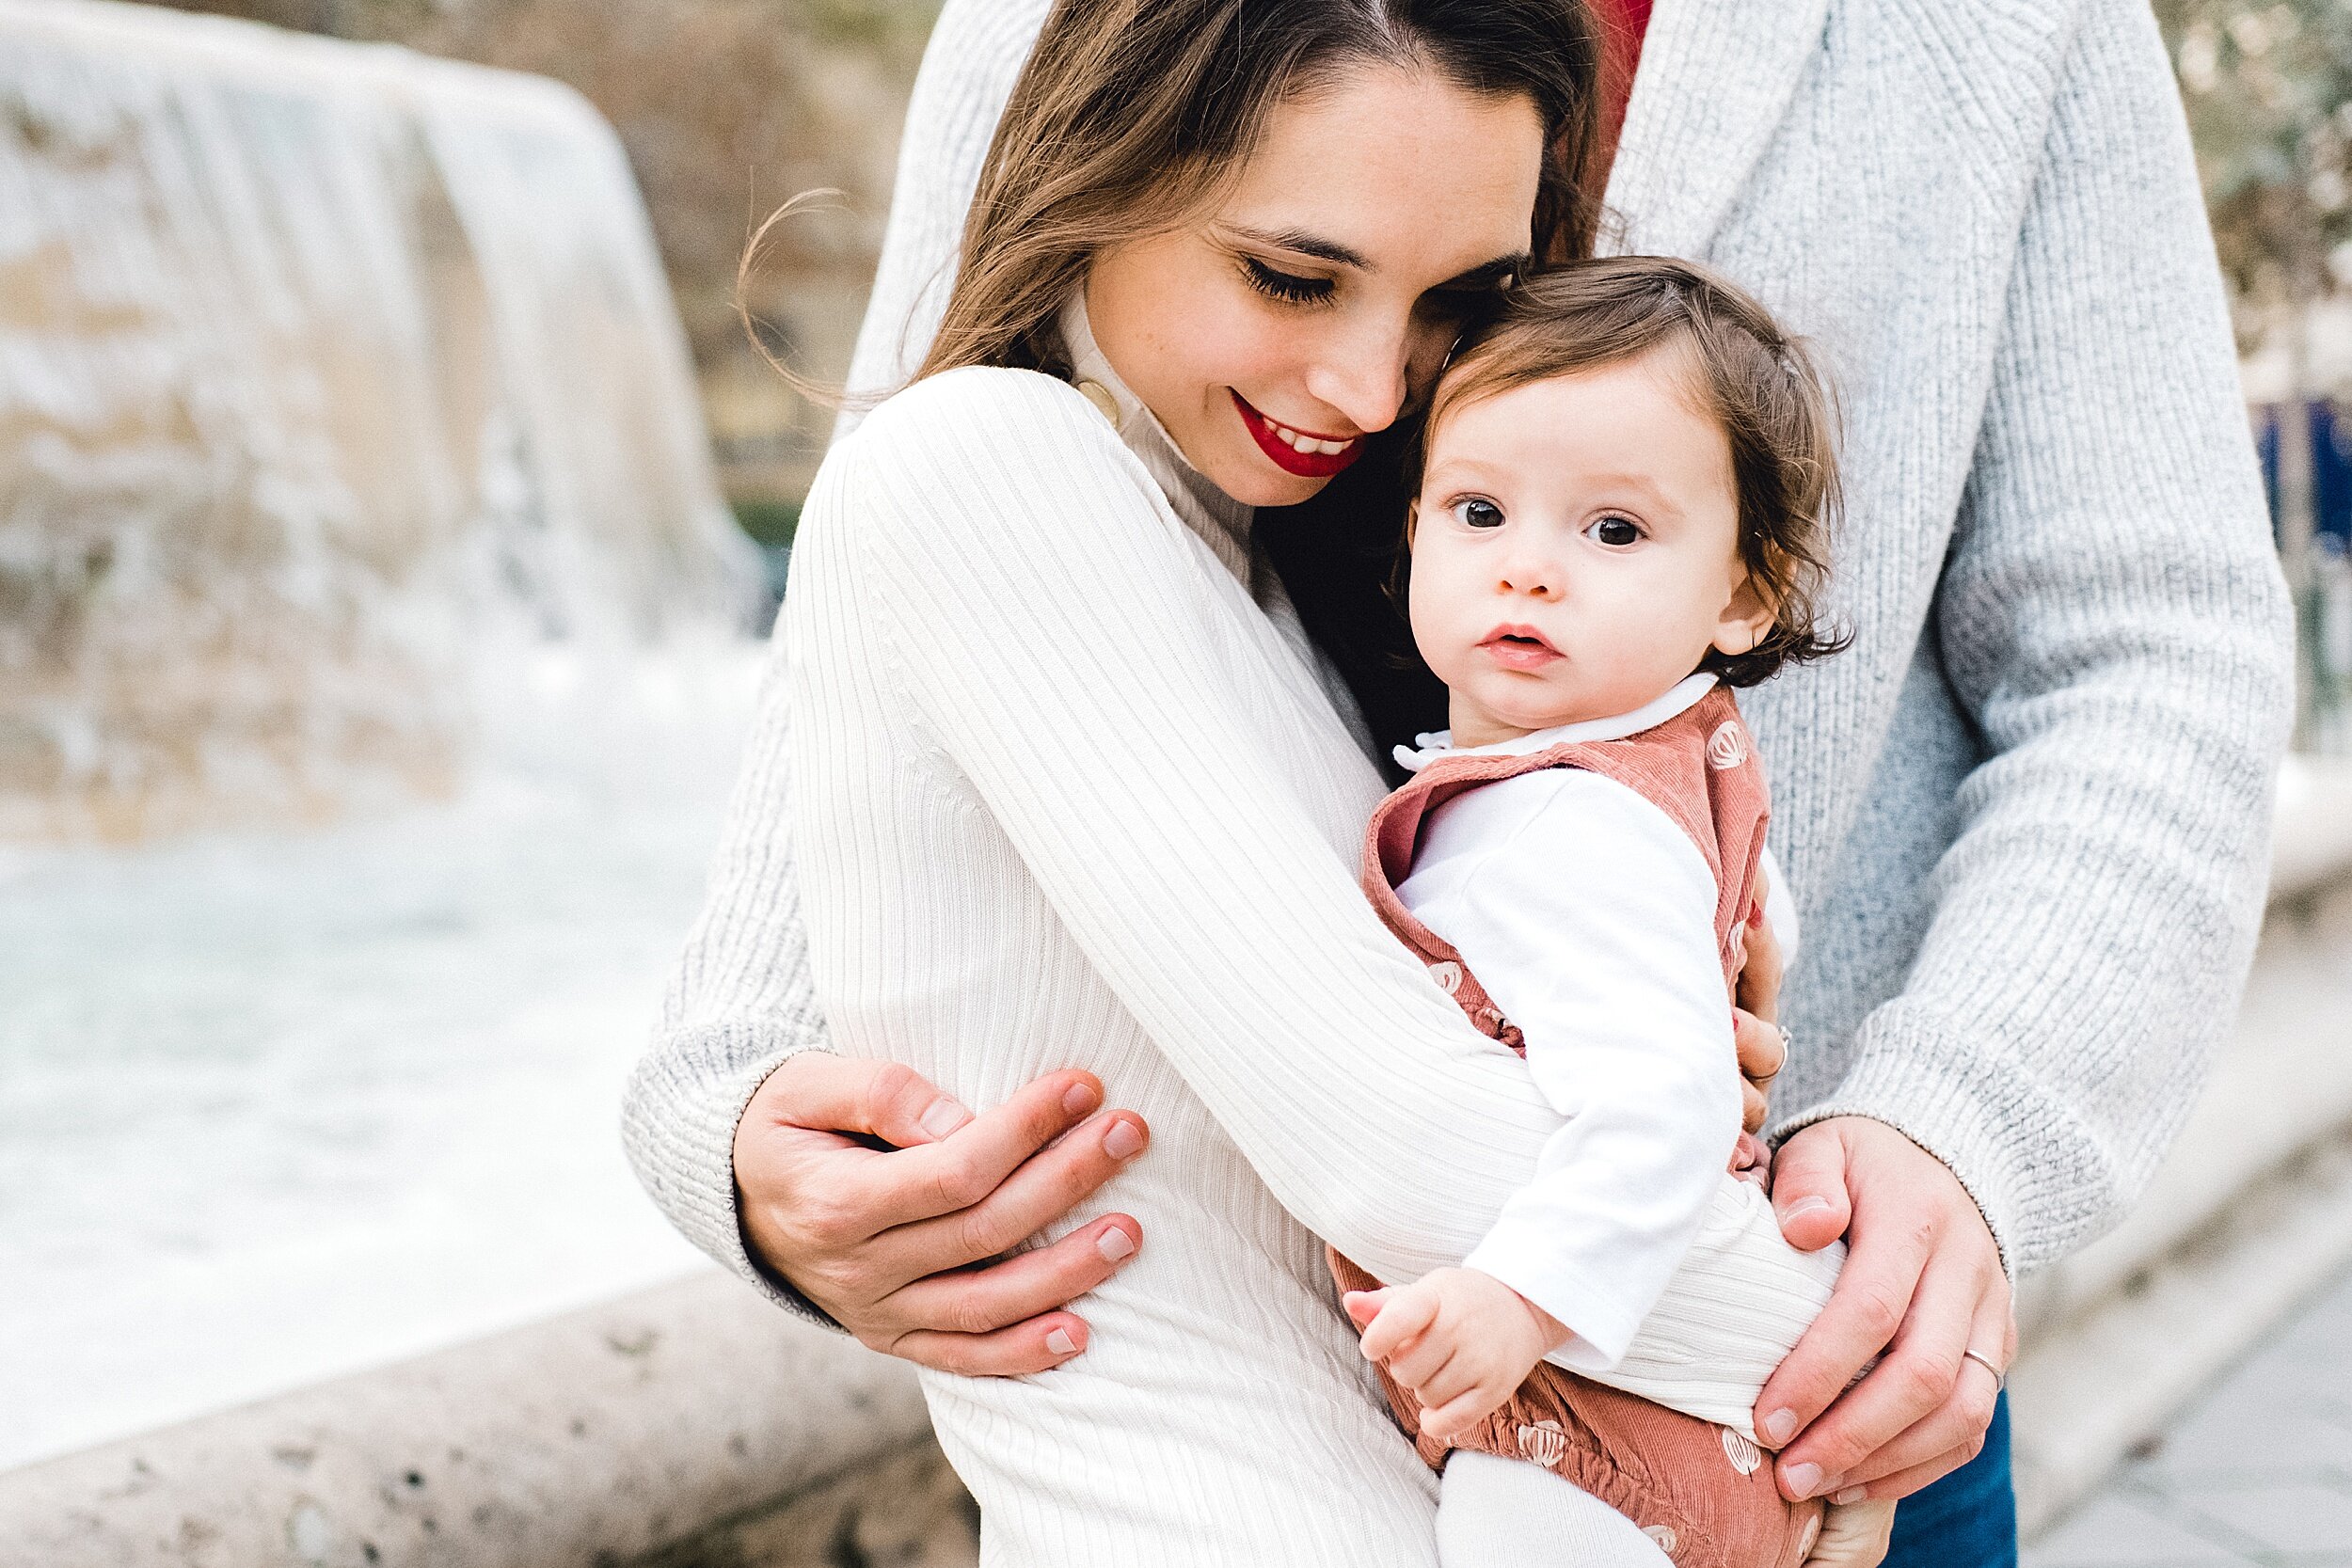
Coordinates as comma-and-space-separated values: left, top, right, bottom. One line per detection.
1408, 256, 1846, 688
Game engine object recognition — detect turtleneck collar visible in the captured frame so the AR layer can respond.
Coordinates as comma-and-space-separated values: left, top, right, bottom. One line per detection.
1059, 293, 1256, 584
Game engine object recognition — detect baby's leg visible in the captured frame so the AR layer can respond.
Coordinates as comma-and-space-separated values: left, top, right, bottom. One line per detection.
1436, 1451, 1669, 1568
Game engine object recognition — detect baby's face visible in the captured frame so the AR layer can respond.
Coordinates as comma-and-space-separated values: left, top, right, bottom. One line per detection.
1407, 344, 1772, 746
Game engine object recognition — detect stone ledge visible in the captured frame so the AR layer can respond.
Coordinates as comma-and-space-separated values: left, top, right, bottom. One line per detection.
0, 1273, 924, 1568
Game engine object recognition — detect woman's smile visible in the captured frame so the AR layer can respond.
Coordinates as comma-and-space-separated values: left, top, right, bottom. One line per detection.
1230, 390, 1364, 478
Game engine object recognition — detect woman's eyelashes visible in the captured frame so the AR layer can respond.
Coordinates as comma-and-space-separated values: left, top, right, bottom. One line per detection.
1239, 255, 1335, 306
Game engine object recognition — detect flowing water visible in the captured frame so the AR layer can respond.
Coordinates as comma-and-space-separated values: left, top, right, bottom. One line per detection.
0, 2, 769, 1466
0, 0, 758, 839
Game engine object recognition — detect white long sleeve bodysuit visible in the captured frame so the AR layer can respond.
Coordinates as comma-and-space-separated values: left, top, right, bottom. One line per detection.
1391, 680, 1839, 1391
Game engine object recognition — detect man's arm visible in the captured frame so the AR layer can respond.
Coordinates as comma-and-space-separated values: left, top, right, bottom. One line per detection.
1761, 0, 2295, 1498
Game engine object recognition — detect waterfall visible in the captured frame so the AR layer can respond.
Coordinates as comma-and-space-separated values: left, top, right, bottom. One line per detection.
0, 0, 762, 841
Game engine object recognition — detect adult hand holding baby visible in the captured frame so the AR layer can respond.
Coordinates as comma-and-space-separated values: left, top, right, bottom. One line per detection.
733, 1053, 1151, 1375
1758, 1118, 2013, 1504
1733, 860, 1789, 1142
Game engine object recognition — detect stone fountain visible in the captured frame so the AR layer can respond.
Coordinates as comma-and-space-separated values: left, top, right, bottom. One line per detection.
0, 0, 777, 1491
0, 0, 759, 842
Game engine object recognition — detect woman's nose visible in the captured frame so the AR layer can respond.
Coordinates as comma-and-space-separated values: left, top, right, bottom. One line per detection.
1301, 314, 1410, 434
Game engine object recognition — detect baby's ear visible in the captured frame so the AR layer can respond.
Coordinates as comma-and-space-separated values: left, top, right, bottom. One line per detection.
1404, 497, 1422, 548
1714, 570, 1776, 657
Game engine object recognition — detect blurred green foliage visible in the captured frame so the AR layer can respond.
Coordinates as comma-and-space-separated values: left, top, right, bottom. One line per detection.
731, 498, 802, 548
2157, 1, 2352, 347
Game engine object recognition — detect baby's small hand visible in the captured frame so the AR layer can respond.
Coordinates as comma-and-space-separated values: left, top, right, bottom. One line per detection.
1343, 1268, 1568, 1443
1805, 1497, 1896, 1567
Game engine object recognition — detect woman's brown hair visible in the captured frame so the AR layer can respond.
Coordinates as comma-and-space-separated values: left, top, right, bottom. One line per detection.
1410, 256, 1847, 687
916, 0, 1608, 382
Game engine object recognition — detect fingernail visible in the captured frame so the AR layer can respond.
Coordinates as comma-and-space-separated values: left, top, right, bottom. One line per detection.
1782, 1462, 1823, 1497
1061, 1080, 1101, 1117
1832, 1485, 1868, 1506
1045, 1328, 1078, 1355
1760, 1408, 1796, 1446
1777, 1196, 1832, 1223
919, 1096, 971, 1140
1103, 1119, 1145, 1160
1096, 1227, 1136, 1262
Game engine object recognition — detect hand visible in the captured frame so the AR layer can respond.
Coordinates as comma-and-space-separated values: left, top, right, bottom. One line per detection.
1733, 868, 1787, 1136
1734, 1007, 1787, 1138
1343, 1268, 1566, 1442
733, 1053, 1151, 1375
1756, 1117, 2013, 1503
1807, 1497, 1897, 1568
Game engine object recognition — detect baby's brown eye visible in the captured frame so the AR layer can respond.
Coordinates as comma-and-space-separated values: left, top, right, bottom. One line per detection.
1453, 499, 1505, 530
1588, 515, 1641, 546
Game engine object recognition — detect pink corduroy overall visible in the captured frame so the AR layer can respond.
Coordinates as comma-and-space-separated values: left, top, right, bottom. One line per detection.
1328, 686, 1824, 1568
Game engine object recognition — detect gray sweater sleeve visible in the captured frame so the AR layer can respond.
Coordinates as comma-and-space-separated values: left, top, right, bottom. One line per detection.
1771, 0, 2295, 1274
620, 636, 836, 1318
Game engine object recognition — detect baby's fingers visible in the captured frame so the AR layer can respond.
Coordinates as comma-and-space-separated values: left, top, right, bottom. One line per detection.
1357, 1286, 1439, 1364
1342, 1289, 1389, 1331
1419, 1381, 1507, 1444
1387, 1331, 1461, 1393
1412, 1347, 1495, 1412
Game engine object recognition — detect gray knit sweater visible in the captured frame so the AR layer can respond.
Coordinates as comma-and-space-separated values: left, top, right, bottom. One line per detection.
623, 0, 2295, 1314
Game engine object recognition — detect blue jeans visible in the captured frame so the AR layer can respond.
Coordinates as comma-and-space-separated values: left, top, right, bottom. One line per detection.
1880, 1393, 2018, 1568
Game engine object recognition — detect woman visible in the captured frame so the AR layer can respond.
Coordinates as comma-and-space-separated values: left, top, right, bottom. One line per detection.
624, 0, 2292, 1561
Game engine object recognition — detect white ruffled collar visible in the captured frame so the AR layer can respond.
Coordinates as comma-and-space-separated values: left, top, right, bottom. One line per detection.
1394, 673, 1720, 773
1059, 294, 1255, 583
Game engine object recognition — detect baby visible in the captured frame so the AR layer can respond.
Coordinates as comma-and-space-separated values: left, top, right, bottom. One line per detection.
1331, 259, 1896, 1568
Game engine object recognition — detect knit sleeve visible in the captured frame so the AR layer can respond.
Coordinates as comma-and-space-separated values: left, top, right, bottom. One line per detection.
618, 632, 842, 1322
1772, 0, 2295, 1274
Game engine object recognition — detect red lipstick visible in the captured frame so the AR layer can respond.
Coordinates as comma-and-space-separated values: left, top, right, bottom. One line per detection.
1231, 390, 1363, 479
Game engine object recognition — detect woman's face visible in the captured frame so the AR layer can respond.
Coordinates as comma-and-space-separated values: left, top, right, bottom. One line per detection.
1086, 64, 1547, 509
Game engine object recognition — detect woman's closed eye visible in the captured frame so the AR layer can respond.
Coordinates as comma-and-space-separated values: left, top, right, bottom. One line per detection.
1450, 497, 1506, 530
1240, 256, 1336, 307
1585, 515, 1643, 546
